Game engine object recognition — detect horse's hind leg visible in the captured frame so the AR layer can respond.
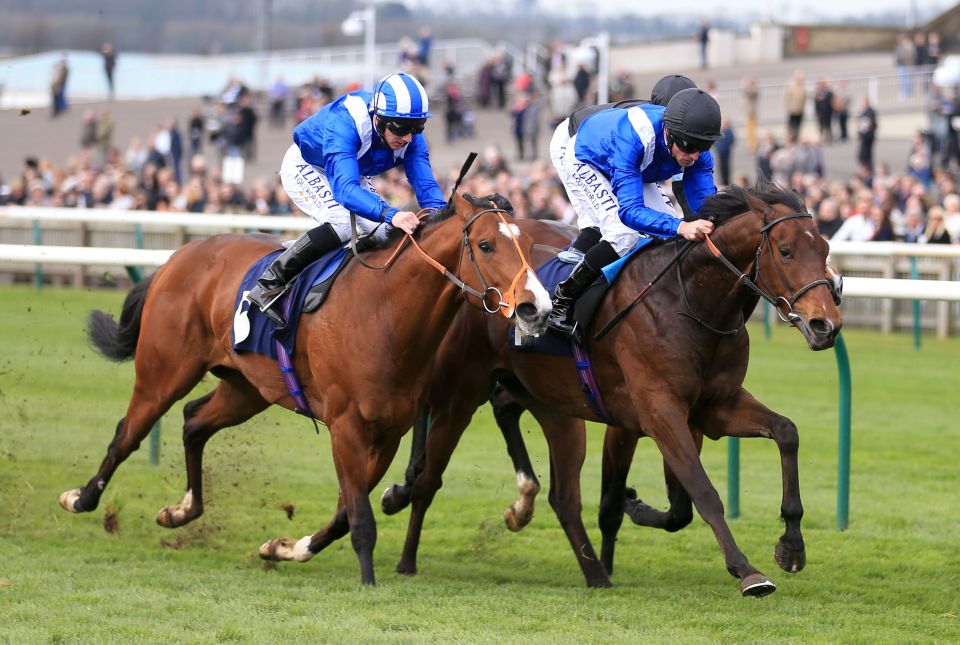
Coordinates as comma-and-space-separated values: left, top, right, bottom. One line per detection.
694, 387, 806, 574
624, 433, 701, 531
60, 355, 207, 514
598, 425, 639, 576
380, 406, 429, 515
157, 372, 270, 528
490, 382, 541, 532
532, 406, 611, 588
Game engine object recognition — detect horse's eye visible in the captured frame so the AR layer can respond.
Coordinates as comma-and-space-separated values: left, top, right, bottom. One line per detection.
478, 240, 494, 253
778, 245, 792, 259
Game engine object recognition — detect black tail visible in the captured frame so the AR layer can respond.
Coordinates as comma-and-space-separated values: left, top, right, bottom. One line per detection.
87, 276, 154, 361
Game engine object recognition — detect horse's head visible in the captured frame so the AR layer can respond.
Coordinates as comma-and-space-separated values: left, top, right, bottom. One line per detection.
452, 192, 551, 337
743, 188, 843, 350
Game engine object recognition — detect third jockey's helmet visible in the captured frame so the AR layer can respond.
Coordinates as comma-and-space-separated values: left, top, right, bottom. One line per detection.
663, 88, 722, 142
370, 72, 432, 119
650, 74, 696, 107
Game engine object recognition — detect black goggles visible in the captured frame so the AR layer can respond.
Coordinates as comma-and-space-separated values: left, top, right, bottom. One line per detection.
383, 118, 426, 136
671, 134, 712, 154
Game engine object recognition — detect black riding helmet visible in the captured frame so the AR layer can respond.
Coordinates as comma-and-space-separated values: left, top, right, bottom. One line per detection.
663, 88, 722, 146
650, 74, 696, 107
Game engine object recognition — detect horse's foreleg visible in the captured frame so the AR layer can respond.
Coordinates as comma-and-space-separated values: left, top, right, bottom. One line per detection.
534, 408, 611, 588
262, 427, 402, 585
60, 359, 207, 514
694, 388, 805, 574
490, 382, 540, 532
598, 425, 639, 576
157, 374, 269, 528
646, 405, 776, 597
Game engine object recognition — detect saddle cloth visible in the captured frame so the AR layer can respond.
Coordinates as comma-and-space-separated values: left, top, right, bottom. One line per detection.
232, 246, 350, 360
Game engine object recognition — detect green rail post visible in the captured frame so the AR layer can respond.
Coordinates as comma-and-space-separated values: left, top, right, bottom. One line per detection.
910, 256, 921, 351
834, 332, 852, 530
727, 437, 740, 519
763, 300, 772, 340
33, 219, 43, 289
125, 223, 158, 464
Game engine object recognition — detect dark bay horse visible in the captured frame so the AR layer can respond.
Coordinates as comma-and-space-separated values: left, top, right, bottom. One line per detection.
58, 192, 551, 585
381, 181, 841, 595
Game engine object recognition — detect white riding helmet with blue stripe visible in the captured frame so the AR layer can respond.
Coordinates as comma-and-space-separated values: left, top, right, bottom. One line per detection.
369, 72, 432, 119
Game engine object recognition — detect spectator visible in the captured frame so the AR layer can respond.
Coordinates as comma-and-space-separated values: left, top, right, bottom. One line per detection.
742, 76, 759, 152
417, 26, 432, 69
895, 33, 917, 98
444, 80, 465, 142
815, 198, 843, 239
490, 51, 512, 110
548, 60, 577, 128
50, 54, 69, 118
833, 80, 851, 143
237, 93, 258, 161
80, 111, 98, 149
857, 96, 878, 175
942, 193, 960, 241
523, 88, 545, 161
926, 32, 941, 67
572, 63, 591, 107
268, 76, 289, 129
95, 109, 115, 163
697, 18, 710, 70
813, 79, 834, 144
609, 69, 635, 103
713, 118, 735, 186
756, 130, 778, 180
101, 42, 117, 100
923, 205, 952, 243
188, 107, 204, 156
511, 93, 529, 161
900, 206, 926, 242
784, 70, 806, 141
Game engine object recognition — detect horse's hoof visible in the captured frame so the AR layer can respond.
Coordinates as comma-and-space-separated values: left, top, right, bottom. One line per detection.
156, 506, 192, 529
504, 503, 533, 532
740, 573, 777, 597
396, 560, 417, 576
586, 578, 614, 589
260, 536, 312, 562
775, 540, 807, 573
59, 488, 82, 512
380, 484, 410, 515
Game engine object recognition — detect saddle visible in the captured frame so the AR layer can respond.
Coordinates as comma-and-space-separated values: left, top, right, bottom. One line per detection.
233, 246, 351, 360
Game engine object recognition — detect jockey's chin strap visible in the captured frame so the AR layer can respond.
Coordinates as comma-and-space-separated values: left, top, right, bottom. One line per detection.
702, 212, 833, 326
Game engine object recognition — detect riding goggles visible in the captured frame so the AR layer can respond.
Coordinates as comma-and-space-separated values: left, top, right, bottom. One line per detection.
384, 118, 427, 136
671, 133, 713, 154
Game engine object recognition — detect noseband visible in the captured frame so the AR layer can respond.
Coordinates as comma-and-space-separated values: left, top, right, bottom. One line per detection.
702, 211, 833, 328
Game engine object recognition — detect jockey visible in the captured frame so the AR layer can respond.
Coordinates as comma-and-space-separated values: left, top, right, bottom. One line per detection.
546, 87, 722, 336
247, 72, 446, 324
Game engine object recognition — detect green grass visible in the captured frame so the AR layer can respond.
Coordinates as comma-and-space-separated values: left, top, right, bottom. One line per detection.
0, 285, 957, 644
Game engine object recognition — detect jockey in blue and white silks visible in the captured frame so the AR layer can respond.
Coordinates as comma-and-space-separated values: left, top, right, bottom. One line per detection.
546, 88, 723, 337
247, 72, 446, 325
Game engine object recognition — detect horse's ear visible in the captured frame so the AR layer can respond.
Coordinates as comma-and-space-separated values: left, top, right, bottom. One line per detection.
451, 191, 470, 221
745, 192, 774, 217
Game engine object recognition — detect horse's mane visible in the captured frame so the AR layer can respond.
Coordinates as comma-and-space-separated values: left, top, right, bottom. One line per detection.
361, 192, 513, 251
697, 179, 806, 227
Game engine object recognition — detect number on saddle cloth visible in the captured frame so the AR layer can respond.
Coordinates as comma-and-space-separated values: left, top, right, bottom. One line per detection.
232, 246, 350, 360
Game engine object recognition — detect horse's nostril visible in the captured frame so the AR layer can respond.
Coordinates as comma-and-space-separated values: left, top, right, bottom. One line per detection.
515, 302, 538, 322
809, 318, 834, 336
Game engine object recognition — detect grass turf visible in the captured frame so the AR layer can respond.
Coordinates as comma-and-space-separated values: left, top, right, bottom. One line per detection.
0, 285, 957, 643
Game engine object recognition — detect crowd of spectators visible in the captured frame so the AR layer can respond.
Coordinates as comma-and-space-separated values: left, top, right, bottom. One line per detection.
4, 42, 960, 249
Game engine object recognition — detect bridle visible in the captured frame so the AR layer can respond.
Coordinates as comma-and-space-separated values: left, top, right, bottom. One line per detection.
690, 211, 834, 331
349, 205, 535, 318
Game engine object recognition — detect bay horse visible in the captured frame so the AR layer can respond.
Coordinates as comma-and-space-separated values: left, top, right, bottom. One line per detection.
379, 181, 841, 595
57, 192, 551, 585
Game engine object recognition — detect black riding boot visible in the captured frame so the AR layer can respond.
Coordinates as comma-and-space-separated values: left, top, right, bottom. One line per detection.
547, 260, 601, 337
247, 223, 342, 325
547, 240, 619, 337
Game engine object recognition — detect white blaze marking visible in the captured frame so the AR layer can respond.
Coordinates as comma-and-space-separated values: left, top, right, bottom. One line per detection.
499, 222, 521, 239
526, 270, 552, 315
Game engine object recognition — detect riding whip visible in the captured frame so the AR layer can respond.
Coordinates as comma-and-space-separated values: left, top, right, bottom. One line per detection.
592, 239, 695, 341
